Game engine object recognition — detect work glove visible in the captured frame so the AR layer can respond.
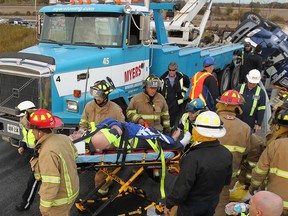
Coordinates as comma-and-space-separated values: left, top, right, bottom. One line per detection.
180, 131, 191, 147
240, 190, 253, 202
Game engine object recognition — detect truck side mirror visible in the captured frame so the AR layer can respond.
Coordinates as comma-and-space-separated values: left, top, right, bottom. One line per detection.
37, 14, 43, 36
140, 16, 150, 41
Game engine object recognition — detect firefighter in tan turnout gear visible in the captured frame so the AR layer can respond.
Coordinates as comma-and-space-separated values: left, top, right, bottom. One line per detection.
28, 109, 79, 216
214, 90, 252, 216
126, 75, 170, 134
248, 109, 288, 215
75, 80, 125, 196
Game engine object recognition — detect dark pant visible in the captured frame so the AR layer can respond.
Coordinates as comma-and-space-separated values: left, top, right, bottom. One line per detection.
177, 196, 219, 216
21, 171, 40, 209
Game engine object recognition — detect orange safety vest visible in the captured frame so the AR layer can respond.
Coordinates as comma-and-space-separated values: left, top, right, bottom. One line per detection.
188, 71, 212, 103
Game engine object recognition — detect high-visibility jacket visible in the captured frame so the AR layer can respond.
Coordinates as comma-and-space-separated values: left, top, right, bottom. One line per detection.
236, 83, 266, 130
180, 113, 194, 143
30, 133, 79, 213
20, 125, 35, 148
189, 71, 211, 103
249, 138, 288, 210
126, 92, 170, 134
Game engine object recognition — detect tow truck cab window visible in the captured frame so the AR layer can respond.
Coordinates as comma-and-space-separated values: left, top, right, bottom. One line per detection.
128, 14, 141, 46
40, 12, 124, 47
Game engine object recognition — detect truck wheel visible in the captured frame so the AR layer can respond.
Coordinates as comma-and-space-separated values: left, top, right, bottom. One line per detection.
240, 12, 264, 26
219, 67, 231, 95
230, 65, 240, 89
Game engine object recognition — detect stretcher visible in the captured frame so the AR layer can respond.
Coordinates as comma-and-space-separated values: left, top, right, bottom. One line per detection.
75, 148, 181, 216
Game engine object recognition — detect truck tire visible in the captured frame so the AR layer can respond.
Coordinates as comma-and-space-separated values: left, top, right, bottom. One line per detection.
240, 12, 264, 26
230, 65, 240, 89
218, 67, 231, 95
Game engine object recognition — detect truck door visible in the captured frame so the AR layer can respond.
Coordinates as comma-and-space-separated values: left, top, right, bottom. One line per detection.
121, 14, 150, 98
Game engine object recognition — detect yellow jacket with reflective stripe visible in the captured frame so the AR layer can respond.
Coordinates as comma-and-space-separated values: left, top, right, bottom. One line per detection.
30, 133, 79, 213
126, 92, 170, 134
218, 111, 251, 179
250, 138, 288, 209
21, 126, 35, 148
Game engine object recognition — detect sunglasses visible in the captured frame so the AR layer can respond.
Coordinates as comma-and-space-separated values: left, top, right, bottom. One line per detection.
169, 69, 176, 71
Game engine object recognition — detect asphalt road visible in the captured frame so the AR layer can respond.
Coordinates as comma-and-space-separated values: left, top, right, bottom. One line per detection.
0, 139, 175, 216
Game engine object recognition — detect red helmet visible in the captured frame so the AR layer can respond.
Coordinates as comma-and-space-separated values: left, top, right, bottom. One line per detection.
29, 109, 63, 129
217, 90, 243, 105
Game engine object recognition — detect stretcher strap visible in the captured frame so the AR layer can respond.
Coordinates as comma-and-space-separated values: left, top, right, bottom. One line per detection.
146, 139, 166, 199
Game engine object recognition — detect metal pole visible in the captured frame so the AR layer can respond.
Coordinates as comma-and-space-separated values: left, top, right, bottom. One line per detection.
238, 0, 241, 25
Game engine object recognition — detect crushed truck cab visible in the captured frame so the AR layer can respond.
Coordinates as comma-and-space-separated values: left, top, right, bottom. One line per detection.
0, 0, 243, 144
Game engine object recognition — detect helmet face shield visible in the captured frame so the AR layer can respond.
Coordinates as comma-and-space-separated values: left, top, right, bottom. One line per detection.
90, 87, 106, 99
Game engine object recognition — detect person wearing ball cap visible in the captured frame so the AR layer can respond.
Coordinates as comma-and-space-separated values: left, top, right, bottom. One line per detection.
235, 69, 266, 132
188, 56, 219, 111
164, 111, 232, 216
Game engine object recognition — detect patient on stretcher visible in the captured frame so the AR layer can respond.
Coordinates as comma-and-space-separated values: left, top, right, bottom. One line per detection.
71, 118, 191, 153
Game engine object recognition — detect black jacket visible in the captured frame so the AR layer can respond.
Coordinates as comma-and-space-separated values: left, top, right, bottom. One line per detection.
160, 71, 190, 125
166, 140, 232, 211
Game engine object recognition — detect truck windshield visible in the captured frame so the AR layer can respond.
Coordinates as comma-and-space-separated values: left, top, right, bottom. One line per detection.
40, 12, 124, 47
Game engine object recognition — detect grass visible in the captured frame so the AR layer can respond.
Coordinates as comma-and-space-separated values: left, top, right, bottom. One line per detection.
0, 24, 38, 52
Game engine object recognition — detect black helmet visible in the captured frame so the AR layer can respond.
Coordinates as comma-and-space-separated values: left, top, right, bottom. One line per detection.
90, 80, 113, 99
143, 75, 162, 89
275, 109, 288, 126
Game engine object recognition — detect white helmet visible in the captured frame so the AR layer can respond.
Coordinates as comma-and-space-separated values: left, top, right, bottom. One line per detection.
193, 111, 226, 138
246, 69, 261, 84
15, 101, 36, 117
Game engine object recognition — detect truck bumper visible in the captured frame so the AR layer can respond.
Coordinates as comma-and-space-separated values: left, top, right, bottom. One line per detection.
0, 116, 21, 146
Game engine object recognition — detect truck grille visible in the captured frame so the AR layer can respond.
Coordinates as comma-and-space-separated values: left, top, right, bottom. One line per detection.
0, 73, 40, 115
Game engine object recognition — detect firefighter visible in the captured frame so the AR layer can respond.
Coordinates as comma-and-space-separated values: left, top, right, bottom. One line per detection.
159, 62, 190, 127
188, 56, 219, 111
28, 109, 79, 216
214, 90, 252, 216
79, 80, 125, 134
126, 75, 170, 134
164, 111, 232, 216
15, 101, 40, 212
247, 109, 288, 215
235, 69, 266, 132
75, 80, 125, 196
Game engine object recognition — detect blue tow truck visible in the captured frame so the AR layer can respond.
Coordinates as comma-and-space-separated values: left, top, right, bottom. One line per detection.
0, 0, 243, 144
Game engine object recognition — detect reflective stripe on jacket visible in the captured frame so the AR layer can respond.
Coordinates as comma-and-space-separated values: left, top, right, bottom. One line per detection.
31, 133, 79, 212
218, 111, 251, 178
250, 138, 288, 209
126, 92, 170, 134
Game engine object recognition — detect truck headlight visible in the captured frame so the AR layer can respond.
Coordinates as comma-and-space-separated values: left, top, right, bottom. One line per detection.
66, 100, 79, 112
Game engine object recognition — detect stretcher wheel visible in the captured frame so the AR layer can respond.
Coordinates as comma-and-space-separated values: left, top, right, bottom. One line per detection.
155, 203, 164, 215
